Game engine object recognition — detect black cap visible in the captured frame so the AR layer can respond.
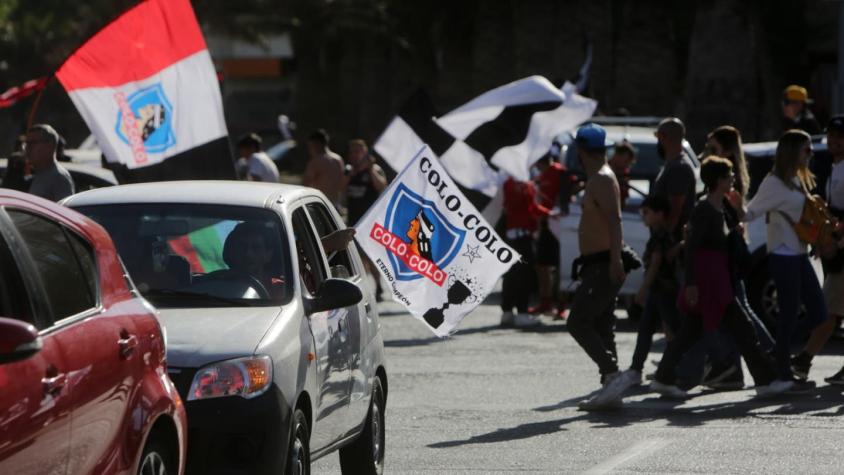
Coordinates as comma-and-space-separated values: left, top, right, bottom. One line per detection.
827, 115, 844, 134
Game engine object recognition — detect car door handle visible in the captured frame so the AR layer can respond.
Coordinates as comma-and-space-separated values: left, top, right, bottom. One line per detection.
118, 335, 139, 359
365, 303, 372, 313
42, 373, 67, 397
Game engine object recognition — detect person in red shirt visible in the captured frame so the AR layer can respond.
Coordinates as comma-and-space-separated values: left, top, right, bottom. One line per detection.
500, 176, 553, 328
530, 154, 578, 319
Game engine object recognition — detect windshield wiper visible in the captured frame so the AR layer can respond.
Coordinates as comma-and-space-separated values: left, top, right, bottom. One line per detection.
143, 288, 255, 307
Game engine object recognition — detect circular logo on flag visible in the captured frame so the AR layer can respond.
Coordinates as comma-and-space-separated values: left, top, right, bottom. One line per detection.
383, 183, 466, 282
114, 83, 176, 154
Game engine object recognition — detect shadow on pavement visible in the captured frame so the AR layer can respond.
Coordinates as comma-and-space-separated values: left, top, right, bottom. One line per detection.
429, 385, 844, 448
384, 324, 505, 347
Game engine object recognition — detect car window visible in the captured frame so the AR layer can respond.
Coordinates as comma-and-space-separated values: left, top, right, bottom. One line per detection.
8, 210, 96, 322
75, 204, 292, 307
0, 228, 35, 327
305, 202, 358, 279
67, 230, 99, 305
292, 207, 327, 295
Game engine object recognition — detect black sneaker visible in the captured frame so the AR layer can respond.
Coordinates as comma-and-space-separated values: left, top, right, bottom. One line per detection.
824, 367, 844, 385
787, 379, 817, 394
790, 353, 812, 381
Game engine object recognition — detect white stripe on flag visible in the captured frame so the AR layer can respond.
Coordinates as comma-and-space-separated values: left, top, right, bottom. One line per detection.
439, 141, 499, 197
67, 50, 227, 169
436, 76, 565, 140
489, 94, 596, 181
375, 116, 500, 198
374, 116, 426, 174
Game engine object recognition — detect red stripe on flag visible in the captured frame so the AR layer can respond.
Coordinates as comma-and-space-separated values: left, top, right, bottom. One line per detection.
370, 222, 447, 286
168, 234, 204, 274
56, 0, 206, 91
0, 77, 48, 108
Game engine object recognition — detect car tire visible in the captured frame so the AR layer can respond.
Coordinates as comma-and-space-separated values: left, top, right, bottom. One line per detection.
286, 408, 311, 475
339, 377, 386, 475
138, 434, 177, 475
748, 265, 778, 337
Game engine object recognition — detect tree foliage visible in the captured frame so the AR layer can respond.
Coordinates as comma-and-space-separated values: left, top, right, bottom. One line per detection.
0, 0, 291, 87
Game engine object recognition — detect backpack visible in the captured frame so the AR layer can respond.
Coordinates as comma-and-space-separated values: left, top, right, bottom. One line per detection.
772, 178, 838, 256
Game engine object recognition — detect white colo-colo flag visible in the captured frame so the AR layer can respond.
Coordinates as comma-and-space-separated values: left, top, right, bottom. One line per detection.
436, 76, 597, 182
356, 145, 519, 337
56, 0, 235, 182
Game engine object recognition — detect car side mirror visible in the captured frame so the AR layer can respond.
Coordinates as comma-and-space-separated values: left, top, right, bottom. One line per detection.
305, 278, 363, 315
0, 317, 42, 364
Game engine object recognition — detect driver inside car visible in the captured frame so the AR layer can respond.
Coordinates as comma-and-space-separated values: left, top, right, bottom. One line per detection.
222, 221, 286, 299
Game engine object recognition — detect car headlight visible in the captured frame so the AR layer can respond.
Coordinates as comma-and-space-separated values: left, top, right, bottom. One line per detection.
187, 356, 272, 401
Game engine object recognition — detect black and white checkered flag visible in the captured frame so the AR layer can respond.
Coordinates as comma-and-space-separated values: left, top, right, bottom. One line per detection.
435, 76, 596, 183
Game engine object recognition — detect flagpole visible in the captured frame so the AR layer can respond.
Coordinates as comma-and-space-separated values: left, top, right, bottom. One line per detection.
26, 75, 53, 129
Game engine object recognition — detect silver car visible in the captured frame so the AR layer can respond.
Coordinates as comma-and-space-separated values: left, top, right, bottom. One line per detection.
64, 181, 387, 475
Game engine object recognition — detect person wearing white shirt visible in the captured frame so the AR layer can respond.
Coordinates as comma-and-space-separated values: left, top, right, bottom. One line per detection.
236, 133, 280, 183
790, 117, 844, 384
731, 129, 826, 390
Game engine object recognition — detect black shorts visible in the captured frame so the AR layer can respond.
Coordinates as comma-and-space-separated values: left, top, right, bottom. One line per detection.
535, 225, 560, 266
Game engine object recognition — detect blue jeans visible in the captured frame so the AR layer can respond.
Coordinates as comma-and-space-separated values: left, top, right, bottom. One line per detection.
768, 254, 827, 380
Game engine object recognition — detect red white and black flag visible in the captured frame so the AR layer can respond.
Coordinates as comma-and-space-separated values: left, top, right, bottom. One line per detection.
56, 0, 235, 182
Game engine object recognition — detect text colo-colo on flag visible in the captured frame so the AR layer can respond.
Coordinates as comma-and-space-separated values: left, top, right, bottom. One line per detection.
355, 145, 519, 337
56, 0, 234, 181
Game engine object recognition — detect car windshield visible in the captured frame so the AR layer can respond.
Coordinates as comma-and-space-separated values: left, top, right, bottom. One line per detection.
75, 204, 292, 307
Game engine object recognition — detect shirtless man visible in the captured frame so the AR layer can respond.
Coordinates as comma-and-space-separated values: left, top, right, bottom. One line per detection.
566, 123, 629, 410
303, 129, 345, 208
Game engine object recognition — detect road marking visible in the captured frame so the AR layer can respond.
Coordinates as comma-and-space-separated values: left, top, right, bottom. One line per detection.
583, 437, 670, 475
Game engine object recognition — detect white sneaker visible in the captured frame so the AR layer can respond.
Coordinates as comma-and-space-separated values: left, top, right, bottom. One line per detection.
500, 311, 515, 328
600, 371, 622, 386
625, 369, 643, 387
514, 313, 541, 327
650, 380, 687, 399
599, 370, 639, 401
755, 379, 794, 397
577, 392, 623, 411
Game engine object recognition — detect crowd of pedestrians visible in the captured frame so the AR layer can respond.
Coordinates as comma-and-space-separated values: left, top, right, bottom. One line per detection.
7, 84, 844, 412
496, 84, 844, 410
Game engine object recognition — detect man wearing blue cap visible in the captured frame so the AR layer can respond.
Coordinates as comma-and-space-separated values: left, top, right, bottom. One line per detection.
567, 123, 629, 409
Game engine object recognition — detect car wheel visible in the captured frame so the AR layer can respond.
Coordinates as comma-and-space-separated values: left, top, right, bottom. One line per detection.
748, 264, 778, 336
339, 377, 385, 475
286, 408, 311, 475
138, 435, 176, 475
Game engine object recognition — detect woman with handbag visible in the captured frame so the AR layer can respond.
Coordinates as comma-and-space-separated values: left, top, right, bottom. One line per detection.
650, 157, 789, 398
789, 117, 844, 383
730, 129, 827, 390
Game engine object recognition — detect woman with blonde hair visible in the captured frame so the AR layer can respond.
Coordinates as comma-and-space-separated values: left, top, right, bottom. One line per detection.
731, 129, 826, 390
706, 126, 751, 200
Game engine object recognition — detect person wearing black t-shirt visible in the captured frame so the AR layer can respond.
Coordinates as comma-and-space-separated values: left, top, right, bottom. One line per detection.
343, 139, 387, 298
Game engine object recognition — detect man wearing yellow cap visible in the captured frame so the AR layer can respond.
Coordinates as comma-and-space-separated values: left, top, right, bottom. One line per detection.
781, 84, 821, 135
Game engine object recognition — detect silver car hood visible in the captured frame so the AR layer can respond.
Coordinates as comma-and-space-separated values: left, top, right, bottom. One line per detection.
158, 306, 281, 369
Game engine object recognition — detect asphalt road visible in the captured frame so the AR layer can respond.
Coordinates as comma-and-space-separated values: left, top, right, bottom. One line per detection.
314, 296, 844, 474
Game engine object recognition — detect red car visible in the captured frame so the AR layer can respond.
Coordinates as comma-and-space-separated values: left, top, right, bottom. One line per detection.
0, 190, 187, 475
